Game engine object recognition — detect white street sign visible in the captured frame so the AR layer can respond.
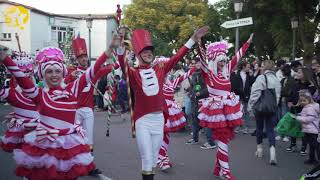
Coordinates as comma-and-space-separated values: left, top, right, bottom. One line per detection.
221, 17, 253, 29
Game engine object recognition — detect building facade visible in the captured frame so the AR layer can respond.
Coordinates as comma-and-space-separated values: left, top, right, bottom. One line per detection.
0, 0, 118, 61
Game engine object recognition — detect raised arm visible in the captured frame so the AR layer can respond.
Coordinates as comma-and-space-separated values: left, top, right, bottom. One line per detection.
229, 33, 254, 72
172, 67, 196, 88
92, 63, 120, 84
163, 26, 209, 74
117, 48, 134, 80
2, 56, 39, 102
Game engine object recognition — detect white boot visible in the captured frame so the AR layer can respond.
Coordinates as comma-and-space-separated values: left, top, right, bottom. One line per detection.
269, 146, 277, 165
255, 144, 263, 158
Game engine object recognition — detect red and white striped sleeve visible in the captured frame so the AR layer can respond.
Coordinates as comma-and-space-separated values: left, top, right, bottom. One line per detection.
229, 42, 250, 72
0, 88, 9, 100
68, 52, 109, 97
3, 56, 39, 100
172, 67, 196, 88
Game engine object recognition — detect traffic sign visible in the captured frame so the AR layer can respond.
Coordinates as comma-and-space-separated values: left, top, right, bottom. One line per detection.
221, 17, 253, 29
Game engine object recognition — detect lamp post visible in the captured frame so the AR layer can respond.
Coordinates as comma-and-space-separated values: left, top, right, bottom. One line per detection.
291, 17, 298, 62
234, 0, 243, 54
86, 14, 93, 66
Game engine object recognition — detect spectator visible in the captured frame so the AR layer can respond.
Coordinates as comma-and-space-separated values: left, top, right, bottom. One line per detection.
248, 60, 281, 165
230, 60, 255, 134
286, 67, 318, 154
275, 64, 295, 142
290, 61, 303, 80
293, 90, 320, 165
118, 75, 129, 113
186, 59, 216, 149
275, 59, 286, 81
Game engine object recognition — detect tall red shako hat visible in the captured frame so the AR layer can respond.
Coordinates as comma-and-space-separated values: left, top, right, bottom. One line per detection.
72, 34, 87, 58
132, 29, 154, 56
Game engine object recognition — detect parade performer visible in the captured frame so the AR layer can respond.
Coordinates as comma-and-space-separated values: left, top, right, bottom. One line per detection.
65, 35, 119, 177
197, 34, 253, 180
0, 52, 39, 152
117, 26, 209, 180
0, 40, 118, 180
155, 57, 197, 171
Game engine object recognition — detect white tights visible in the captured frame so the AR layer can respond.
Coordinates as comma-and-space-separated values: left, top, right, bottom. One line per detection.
136, 112, 164, 173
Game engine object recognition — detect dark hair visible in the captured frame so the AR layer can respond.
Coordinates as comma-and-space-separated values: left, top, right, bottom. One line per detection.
276, 59, 286, 68
237, 60, 248, 71
281, 64, 291, 77
299, 67, 319, 89
291, 61, 302, 68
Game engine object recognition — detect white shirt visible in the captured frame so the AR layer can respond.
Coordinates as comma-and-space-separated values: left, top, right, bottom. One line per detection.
240, 70, 247, 90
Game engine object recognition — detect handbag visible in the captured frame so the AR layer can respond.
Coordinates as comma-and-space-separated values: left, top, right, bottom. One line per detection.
253, 74, 278, 116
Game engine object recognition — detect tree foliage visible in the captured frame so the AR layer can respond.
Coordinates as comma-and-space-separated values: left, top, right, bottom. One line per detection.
123, 0, 210, 56
214, 0, 320, 63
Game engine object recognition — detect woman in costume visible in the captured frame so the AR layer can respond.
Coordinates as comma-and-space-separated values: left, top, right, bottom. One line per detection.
197, 34, 253, 180
0, 52, 39, 152
0, 40, 118, 180
155, 57, 197, 171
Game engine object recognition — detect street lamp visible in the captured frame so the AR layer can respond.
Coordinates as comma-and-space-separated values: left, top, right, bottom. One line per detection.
86, 14, 93, 66
234, 0, 243, 54
291, 17, 298, 62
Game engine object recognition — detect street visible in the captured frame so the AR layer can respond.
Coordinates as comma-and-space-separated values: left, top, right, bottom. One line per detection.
0, 104, 312, 180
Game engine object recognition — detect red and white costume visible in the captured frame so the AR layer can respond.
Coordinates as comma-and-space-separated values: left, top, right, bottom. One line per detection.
3, 47, 110, 180
0, 53, 39, 152
64, 36, 118, 146
157, 65, 196, 170
198, 40, 250, 180
117, 29, 195, 177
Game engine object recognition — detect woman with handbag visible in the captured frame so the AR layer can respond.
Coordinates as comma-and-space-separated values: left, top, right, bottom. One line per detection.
248, 60, 281, 165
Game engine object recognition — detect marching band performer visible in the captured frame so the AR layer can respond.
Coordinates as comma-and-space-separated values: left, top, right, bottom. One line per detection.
197, 34, 253, 180
117, 26, 209, 180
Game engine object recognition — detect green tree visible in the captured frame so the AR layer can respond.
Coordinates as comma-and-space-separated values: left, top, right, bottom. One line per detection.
123, 0, 210, 56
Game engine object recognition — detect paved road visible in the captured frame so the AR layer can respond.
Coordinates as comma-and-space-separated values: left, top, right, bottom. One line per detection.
0, 104, 312, 180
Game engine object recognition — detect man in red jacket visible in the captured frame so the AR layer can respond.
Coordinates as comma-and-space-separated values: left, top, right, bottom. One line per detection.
117, 26, 209, 180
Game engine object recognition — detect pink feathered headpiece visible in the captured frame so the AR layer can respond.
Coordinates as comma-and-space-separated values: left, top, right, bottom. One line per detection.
12, 51, 34, 74
35, 47, 64, 64
35, 47, 67, 79
206, 41, 229, 61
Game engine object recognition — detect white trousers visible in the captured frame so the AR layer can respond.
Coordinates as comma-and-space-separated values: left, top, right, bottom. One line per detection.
136, 112, 164, 173
75, 107, 94, 145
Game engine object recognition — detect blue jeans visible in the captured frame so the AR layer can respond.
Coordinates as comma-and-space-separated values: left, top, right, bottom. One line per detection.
255, 114, 276, 147
241, 101, 249, 128
205, 128, 215, 145
192, 117, 200, 142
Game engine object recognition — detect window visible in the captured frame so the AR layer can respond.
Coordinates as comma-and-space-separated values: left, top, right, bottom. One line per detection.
0, 33, 12, 41
51, 26, 74, 43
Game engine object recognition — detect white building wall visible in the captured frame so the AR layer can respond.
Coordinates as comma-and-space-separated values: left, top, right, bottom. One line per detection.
30, 12, 51, 54
0, 4, 31, 53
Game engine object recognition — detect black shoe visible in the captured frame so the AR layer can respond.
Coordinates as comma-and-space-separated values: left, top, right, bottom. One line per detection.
286, 145, 297, 152
251, 130, 256, 136
304, 159, 318, 165
89, 168, 102, 176
142, 174, 154, 180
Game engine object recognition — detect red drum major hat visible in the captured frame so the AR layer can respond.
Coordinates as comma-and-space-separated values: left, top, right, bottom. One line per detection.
72, 35, 87, 58
132, 29, 154, 56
